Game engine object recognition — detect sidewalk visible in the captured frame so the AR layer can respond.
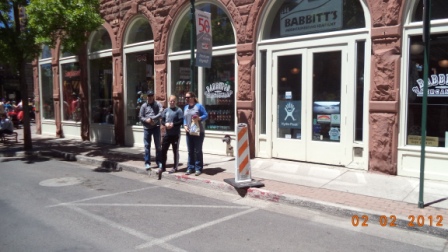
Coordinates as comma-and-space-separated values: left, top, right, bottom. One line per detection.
2, 125, 448, 238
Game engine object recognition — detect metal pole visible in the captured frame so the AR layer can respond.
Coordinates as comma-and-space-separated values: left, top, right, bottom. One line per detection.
418, 0, 431, 209
190, 0, 197, 93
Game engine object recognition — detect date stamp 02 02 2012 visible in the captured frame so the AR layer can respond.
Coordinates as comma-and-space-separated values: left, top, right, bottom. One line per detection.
351, 215, 444, 227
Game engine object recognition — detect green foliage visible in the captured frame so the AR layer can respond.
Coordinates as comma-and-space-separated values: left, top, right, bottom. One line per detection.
27, 0, 103, 54
0, 0, 40, 69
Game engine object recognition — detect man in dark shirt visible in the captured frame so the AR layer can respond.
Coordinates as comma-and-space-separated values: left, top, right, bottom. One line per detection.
139, 90, 164, 173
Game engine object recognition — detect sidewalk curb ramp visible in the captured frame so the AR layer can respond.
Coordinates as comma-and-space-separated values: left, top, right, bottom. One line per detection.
32, 148, 448, 239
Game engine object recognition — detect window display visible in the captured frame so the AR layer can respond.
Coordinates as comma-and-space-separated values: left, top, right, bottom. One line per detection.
126, 51, 154, 125
203, 55, 235, 131
90, 57, 113, 124
40, 63, 54, 120
312, 51, 341, 142
171, 60, 195, 109
407, 35, 448, 147
61, 63, 81, 121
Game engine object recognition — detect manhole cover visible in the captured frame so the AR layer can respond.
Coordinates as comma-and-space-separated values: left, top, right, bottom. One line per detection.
39, 177, 84, 187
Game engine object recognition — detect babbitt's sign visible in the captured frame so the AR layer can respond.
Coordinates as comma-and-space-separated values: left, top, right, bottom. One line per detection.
204, 82, 233, 98
412, 74, 448, 97
280, 0, 343, 37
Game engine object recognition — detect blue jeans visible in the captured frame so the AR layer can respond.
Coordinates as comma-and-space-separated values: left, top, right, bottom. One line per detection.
144, 127, 161, 167
186, 132, 205, 172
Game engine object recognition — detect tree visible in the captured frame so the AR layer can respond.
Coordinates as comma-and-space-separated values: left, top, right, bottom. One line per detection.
0, 0, 40, 150
27, 0, 103, 141
0, 0, 102, 149
27, 0, 103, 54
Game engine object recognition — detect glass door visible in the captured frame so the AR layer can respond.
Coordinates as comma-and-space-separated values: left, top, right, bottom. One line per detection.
272, 50, 307, 160
272, 46, 351, 165
305, 47, 348, 164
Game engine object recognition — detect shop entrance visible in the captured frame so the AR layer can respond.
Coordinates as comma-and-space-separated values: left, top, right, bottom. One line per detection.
272, 46, 351, 165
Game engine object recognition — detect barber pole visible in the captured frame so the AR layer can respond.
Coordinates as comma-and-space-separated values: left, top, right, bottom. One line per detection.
236, 123, 251, 182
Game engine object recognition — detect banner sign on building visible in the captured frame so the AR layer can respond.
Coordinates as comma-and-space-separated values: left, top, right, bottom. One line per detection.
280, 0, 343, 37
412, 74, 448, 97
279, 101, 301, 129
195, 9, 212, 68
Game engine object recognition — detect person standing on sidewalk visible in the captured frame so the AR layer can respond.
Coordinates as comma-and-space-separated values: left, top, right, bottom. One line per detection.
183, 92, 208, 176
139, 90, 164, 173
157, 95, 184, 179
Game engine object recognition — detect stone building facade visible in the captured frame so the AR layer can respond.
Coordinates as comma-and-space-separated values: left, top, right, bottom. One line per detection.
33, 0, 448, 181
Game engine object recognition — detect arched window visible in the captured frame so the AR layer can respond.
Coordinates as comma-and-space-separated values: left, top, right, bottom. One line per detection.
262, 0, 365, 40
125, 17, 153, 45
89, 27, 112, 52
39, 45, 54, 121
172, 4, 234, 52
41, 45, 51, 59
170, 3, 236, 132
88, 26, 113, 125
123, 16, 155, 127
412, 0, 448, 22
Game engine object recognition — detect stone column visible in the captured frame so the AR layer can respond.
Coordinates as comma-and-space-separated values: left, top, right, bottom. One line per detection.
236, 43, 256, 158
368, 0, 404, 175
112, 48, 125, 145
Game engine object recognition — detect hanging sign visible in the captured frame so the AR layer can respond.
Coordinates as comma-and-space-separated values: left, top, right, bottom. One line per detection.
195, 9, 213, 68
280, 0, 343, 37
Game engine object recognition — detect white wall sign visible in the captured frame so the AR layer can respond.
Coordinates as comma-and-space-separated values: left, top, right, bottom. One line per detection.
280, 0, 343, 37
412, 74, 448, 97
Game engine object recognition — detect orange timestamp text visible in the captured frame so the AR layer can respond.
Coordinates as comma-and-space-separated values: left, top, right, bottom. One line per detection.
351, 214, 443, 227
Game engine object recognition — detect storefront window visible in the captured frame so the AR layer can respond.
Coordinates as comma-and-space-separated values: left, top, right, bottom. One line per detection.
203, 55, 235, 131
126, 51, 154, 125
90, 57, 113, 124
355, 41, 365, 141
61, 63, 81, 121
171, 59, 196, 108
124, 17, 154, 126
407, 35, 448, 147
412, 0, 448, 22
260, 51, 267, 135
264, 0, 365, 39
40, 63, 54, 119
172, 3, 234, 52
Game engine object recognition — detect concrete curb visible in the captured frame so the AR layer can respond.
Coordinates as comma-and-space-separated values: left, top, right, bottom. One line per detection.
38, 149, 448, 238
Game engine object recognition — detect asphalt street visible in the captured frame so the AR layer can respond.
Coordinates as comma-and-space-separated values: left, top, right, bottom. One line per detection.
0, 156, 446, 252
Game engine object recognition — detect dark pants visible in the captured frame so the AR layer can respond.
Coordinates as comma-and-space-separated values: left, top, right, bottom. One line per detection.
0, 129, 13, 137
161, 134, 179, 170
144, 127, 161, 167
186, 132, 205, 172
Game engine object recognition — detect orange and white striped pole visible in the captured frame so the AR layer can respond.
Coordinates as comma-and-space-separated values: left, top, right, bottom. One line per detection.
236, 123, 251, 182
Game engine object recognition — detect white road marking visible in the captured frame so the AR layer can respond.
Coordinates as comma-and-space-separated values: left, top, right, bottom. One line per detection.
46, 186, 159, 208
71, 203, 251, 209
135, 208, 258, 249
66, 204, 188, 252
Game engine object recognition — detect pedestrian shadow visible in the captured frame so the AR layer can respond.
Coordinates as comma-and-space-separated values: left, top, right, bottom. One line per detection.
424, 197, 448, 207
92, 160, 123, 173
0, 155, 51, 164
203, 167, 226, 175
